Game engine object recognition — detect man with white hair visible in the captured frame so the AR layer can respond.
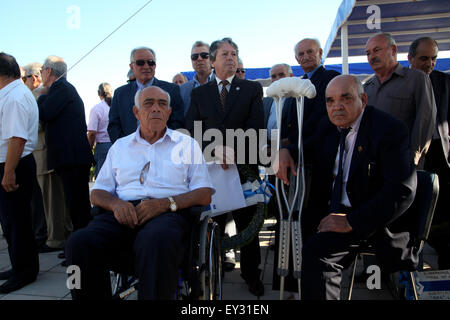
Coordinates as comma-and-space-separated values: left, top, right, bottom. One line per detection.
108, 47, 184, 143
22, 62, 44, 98
23, 62, 70, 254
291, 38, 340, 143
66, 86, 214, 300
38, 56, 93, 239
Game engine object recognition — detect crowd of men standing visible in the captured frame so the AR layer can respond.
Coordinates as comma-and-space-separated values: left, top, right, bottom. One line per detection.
0, 31, 448, 299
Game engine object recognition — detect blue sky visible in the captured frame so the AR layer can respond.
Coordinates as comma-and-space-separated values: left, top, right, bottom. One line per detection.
0, 0, 375, 117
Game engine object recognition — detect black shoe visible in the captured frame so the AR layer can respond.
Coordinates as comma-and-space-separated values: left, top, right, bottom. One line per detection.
58, 252, 65, 259
247, 278, 264, 297
0, 277, 35, 294
0, 269, 13, 281
39, 244, 63, 253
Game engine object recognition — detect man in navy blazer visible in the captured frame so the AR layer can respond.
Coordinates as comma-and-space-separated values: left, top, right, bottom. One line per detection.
185, 38, 265, 297
276, 75, 416, 299
288, 38, 340, 145
108, 47, 184, 143
37, 56, 93, 232
409, 37, 450, 269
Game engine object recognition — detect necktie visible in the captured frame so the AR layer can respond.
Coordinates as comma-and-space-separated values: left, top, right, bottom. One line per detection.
220, 80, 229, 111
329, 127, 351, 213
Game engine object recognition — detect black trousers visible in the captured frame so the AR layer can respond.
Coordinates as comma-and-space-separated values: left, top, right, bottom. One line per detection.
425, 139, 450, 269
55, 165, 92, 231
0, 154, 39, 281
301, 231, 360, 300
66, 209, 191, 300
214, 205, 262, 281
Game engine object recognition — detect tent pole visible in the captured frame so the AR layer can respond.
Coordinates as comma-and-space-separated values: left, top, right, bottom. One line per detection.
341, 23, 349, 75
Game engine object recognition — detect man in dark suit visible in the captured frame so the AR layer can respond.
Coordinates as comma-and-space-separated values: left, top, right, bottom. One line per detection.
276, 75, 416, 300
108, 47, 184, 142
37, 56, 93, 233
289, 38, 340, 144
185, 37, 265, 296
409, 37, 450, 269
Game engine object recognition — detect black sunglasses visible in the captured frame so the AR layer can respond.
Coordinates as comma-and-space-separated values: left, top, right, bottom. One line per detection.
134, 59, 156, 67
191, 52, 209, 61
22, 75, 33, 81
236, 68, 245, 73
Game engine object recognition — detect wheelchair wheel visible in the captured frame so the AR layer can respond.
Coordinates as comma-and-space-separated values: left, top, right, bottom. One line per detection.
198, 218, 222, 300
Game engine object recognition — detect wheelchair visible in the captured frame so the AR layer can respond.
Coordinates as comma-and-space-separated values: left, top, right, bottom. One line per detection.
110, 207, 223, 300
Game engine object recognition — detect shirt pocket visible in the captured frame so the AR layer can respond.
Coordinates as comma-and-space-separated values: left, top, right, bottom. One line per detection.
157, 160, 189, 188
386, 92, 414, 122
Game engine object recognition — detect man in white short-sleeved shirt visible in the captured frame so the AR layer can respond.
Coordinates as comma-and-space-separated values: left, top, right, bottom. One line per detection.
0, 53, 39, 294
66, 86, 214, 300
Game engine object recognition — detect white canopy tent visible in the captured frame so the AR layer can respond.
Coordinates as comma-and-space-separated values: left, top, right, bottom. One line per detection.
323, 0, 450, 74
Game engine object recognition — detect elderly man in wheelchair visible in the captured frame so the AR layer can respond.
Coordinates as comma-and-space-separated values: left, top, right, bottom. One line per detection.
66, 86, 214, 300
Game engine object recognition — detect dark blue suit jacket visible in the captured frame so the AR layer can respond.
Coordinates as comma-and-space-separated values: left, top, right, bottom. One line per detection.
429, 70, 450, 167
287, 66, 340, 146
108, 78, 185, 142
185, 77, 264, 167
37, 78, 93, 170
301, 105, 416, 241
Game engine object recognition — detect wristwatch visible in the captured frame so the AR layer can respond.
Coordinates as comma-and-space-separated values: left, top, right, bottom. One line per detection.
168, 196, 177, 212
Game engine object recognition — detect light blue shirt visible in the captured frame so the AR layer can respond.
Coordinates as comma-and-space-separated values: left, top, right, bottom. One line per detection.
304, 64, 322, 79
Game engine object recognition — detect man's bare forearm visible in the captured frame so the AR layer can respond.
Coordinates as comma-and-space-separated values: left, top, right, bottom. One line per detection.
4, 137, 26, 174
90, 189, 124, 211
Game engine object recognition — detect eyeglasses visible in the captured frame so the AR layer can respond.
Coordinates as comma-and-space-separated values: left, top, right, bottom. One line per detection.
191, 52, 209, 61
236, 68, 245, 74
139, 161, 150, 185
22, 75, 33, 81
40, 67, 49, 74
134, 59, 156, 67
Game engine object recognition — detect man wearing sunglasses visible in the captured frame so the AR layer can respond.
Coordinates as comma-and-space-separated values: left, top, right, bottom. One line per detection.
108, 47, 185, 143
180, 41, 215, 116
235, 58, 245, 80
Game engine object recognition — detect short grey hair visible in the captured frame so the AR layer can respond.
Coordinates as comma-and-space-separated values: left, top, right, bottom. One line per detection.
130, 47, 156, 63
294, 38, 321, 58
368, 32, 397, 47
270, 63, 293, 76
134, 86, 171, 109
43, 56, 67, 78
23, 62, 43, 81
210, 37, 239, 62
191, 41, 210, 52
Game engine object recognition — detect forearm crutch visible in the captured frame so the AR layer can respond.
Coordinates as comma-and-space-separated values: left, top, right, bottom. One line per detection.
267, 78, 316, 300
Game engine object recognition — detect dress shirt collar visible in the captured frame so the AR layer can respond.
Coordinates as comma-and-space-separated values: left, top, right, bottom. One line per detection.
193, 71, 215, 87
136, 78, 155, 91
133, 126, 177, 146
305, 64, 322, 79
215, 74, 235, 86
0, 79, 22, 98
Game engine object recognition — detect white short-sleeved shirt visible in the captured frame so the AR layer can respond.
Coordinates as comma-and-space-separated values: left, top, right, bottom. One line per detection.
87, 99, 111, 143
0, 79, 38, 162
94, 127, 215, 201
